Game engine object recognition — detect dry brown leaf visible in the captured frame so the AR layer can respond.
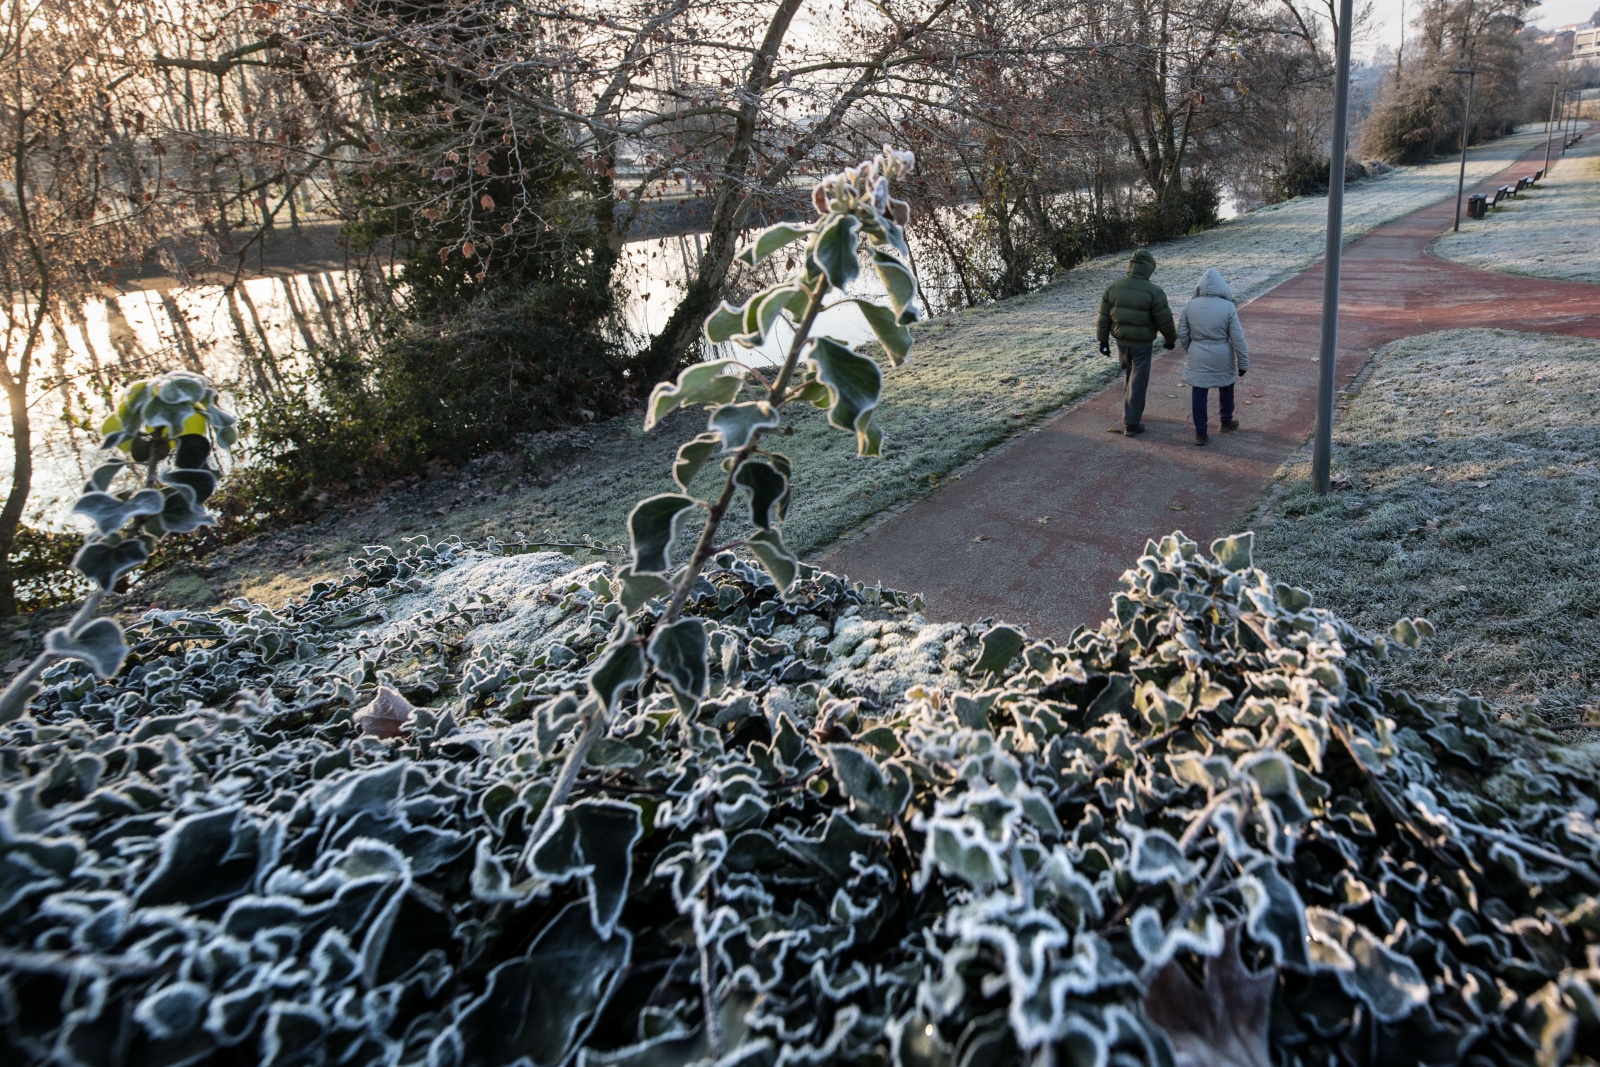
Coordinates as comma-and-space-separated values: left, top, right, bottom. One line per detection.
1168, 503, 1187, 512
1143, 925, 1274, 1067
355, 685, 415, 739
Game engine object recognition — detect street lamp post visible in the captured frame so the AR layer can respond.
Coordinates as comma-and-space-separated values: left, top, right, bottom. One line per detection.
1544, 79, 1561, 178
1311, 0, 1355, 496
1450, 68, 1476, 232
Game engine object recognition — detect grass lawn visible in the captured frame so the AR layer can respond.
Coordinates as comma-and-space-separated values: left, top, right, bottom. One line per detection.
134, 126, 1558, 611
1431, 130, 1600, 282
1248, 328, 1600, 723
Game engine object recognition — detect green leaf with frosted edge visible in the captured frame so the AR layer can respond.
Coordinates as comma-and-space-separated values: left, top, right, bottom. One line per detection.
1211, 531, 1254, 571
72, 488, 165, 536
850, 300, 913, 366
733, 457, 789, 529
825, 744, 905, 815
782, 286, 813, 321
45, 618, 128, 678
615, 566, 672, 614
813, 214, 861, 290
672, 433, 720, 491
645, 360, 745, 430
737, 222, 813, 267
807, 337, 883, 456
627, 494, 698, 574
871, 249, 919, 324
587, 629, 645, 712
647, 617, 708, 701
161, 468, 218, 505
708, 401, 780, 452
793, 380, 831, 408
703, 301, 746, 344
974, 625, 1026, 675
733, 285, 798, 347
746, 528, 797, 591
73, 538, 149, 590
87, 460, 126, 492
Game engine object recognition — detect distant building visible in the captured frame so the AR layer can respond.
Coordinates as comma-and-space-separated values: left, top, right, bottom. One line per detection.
1559, 23, 1600, 61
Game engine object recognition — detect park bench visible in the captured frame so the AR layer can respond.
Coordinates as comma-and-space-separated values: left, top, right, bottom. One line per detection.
1515, 176, 1532, 194
1493, 185, 1514, 205
1535, 167, 1545, 181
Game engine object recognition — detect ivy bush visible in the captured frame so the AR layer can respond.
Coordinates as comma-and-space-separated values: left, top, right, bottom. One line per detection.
6, 150, 1600, 1067
4, 533, 1600, 1066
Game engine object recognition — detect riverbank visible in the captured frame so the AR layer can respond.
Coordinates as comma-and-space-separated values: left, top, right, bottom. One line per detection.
52, 125, 1563, 614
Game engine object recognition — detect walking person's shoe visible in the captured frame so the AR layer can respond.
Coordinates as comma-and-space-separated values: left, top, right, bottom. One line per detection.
1220, 418, 1240, 433
1124, 423, 1146, 436
1194, 434, 1208, 447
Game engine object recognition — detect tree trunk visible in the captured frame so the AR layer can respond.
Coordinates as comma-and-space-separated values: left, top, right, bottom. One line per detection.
0, 375, 31, 617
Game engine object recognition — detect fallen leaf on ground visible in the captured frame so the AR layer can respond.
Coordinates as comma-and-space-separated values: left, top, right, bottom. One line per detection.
1036, 516, 1050, 524
971, 534, 990, 543
1143, 925, 1273, 1067
355, 685, 415, 739
1469, 480, 1489, 488
1169, 503, 1187, 512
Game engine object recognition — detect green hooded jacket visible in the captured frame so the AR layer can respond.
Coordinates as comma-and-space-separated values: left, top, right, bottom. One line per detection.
1096, 249, 1178, 348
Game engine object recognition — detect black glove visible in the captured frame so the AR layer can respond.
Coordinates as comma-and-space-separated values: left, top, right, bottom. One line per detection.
1099, 342, 1111, 356
1237, 369, 1247, 378
1162, 341, 1176, 351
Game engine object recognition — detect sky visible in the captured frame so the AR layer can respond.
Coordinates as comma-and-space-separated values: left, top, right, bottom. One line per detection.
1368, 0, 1598, 59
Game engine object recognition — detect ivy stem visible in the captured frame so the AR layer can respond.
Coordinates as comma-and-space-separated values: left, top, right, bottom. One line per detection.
660, 278, 825, 626
516, 696, 608, 874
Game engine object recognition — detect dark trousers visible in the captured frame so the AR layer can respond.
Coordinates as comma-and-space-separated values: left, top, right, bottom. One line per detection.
1191, 384, 1235, 436
1117, 343, 1153, 428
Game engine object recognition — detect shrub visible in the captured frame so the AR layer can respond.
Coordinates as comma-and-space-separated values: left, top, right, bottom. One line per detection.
4, 532, 1600, 1065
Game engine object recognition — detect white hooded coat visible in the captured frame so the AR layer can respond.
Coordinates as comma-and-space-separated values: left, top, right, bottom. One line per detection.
1176, 268, 1250, 388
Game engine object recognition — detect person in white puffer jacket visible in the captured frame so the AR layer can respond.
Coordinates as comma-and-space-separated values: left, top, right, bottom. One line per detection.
1175, 267, 1250, 446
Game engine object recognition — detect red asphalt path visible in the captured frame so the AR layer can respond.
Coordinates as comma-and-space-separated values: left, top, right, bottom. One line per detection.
819, 134, 1600, 639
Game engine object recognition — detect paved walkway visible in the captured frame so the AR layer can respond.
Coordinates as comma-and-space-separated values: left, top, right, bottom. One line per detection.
820, 135, 1600, 638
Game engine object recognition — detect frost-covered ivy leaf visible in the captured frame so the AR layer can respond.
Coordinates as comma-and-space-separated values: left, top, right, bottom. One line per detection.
1125, 825, 1198, 885
974, 624, 1026, 675
1390, 616, 1434, 649
645, 360, 745, 430
708, 400, 781, 452
871, 249, 919, 325
354, 685, 414, 739
174, 432, 212, 469
161, 467, 218, 504
813, 213, 862, 289
136, 807, 255, 908
850, 299, 913, 366
1210, 531, 1254, 571
1305, 908, 1428, 1023
588, 631, 646, 713
262, 1001, 328, 1067
826, 744, 906, 816
703, 302, 746, 345
734, 457, 789, 529
86, 459, 127, 492
628, 494, 698, 574
616, 566, 672, 614
134, 980, 210, 1039
1239, 861, 1309, 970
745, 528, 798, 591
673, 433, 720, 491
807, 337, 883, 456
1426, 722, 1489, 766
736, 284, 801, 347
737, 221, 813, 266
1238, 751, 1312, 824
1143, 925, 1273, 1067
71, 487, 164, 535
147, 485, 215, 534
45, 618, 128, 678
532, 801, 644, 938
648, 618, 708, 701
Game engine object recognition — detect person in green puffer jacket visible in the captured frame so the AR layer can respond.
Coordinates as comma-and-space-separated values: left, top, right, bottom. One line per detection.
1096, 248, 1178, 435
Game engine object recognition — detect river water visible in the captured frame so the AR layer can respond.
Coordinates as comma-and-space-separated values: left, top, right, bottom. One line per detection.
2, 232, 887, 528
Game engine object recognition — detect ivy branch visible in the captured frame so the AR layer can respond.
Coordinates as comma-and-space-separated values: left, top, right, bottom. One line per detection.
518, 146, 923, 871
0, 372, 236, 724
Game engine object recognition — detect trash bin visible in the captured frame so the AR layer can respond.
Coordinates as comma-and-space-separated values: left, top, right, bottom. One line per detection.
1467, 194, 1488, 219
